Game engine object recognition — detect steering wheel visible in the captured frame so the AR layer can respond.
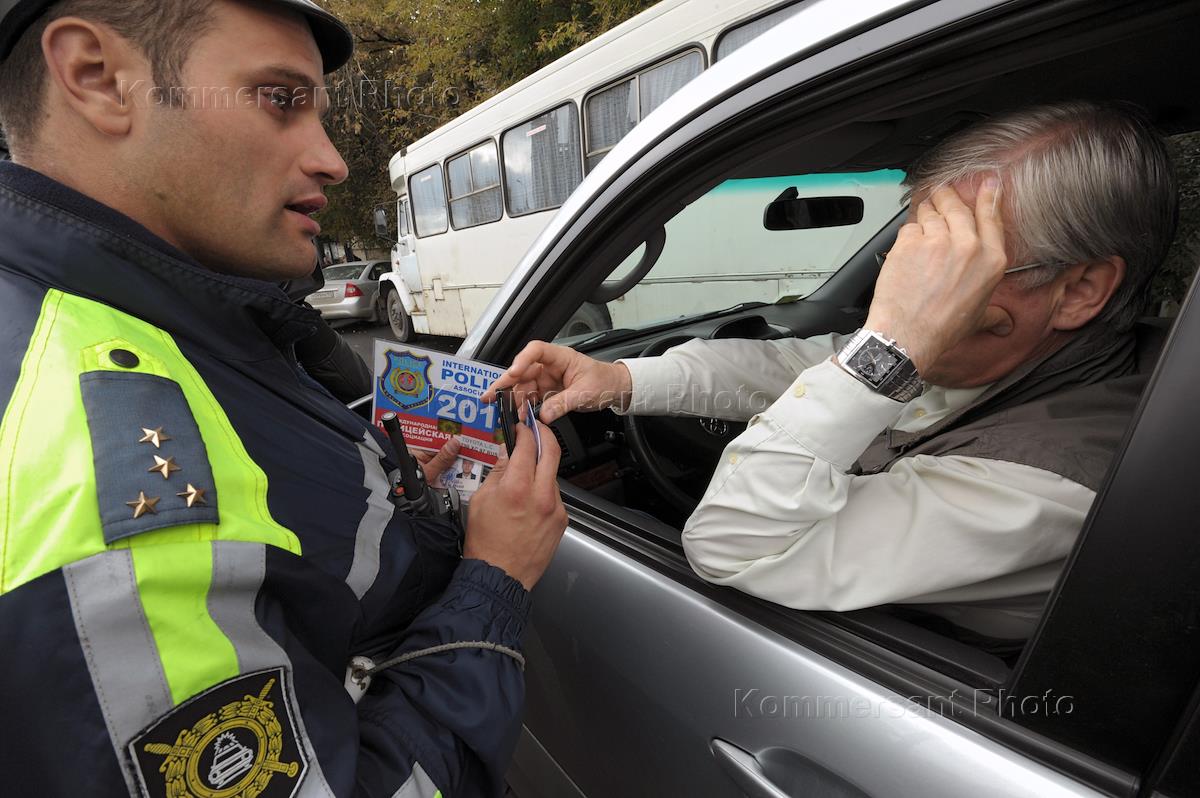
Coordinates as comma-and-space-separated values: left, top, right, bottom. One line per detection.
622, 337, 747, 516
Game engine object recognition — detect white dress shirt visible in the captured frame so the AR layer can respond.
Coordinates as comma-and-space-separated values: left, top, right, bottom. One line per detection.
619, 334, 1096, 639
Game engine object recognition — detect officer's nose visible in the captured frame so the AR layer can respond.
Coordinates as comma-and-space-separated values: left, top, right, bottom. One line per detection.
302, 121, 349, 187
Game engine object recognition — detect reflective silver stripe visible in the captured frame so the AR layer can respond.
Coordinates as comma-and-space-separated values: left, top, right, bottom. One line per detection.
392, 763, 441, 798
64, 551, 172, 796
345, 435, 396, 599
208, 541, 283, 673
208, 541, 337, 798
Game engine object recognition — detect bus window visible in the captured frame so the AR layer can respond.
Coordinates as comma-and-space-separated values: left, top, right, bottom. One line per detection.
447, 141, 503, 229
715, 2, 803, 61
397, 198, 411, 238
502, 103, 583, 216
585, 49, 704, 170
410, 163, 448, 237
639, 50, 703, 117
585, 78, 636, 170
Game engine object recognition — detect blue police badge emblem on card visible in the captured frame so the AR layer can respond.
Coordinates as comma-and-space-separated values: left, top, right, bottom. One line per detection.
380, 350, 434, 410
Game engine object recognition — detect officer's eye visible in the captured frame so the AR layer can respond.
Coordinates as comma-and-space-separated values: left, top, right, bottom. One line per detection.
265, 88, 294, 111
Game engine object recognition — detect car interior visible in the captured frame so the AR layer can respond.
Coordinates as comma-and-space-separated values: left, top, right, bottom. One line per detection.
521, 0, 1200, 684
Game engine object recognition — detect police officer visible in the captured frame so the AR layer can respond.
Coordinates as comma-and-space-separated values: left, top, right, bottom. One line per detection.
0, 2, 567, 796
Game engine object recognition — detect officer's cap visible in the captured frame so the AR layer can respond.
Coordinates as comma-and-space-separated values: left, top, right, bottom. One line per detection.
0, 0, 354, 72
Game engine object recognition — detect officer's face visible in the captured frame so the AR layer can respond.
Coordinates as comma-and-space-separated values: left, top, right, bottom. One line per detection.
135, 0, 348, 280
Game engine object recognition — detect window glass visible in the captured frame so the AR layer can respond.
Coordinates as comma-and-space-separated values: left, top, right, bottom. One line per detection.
370, 262, 389, 279
322, 264, 362, 280
716, 3, 803, 61
555, 170, 907, 340
503, 104, 583, 215
397, 199, 410, 237
639, 51, 703, 118
584, 50, 704, 171
447, 141, 503, 228
585, 79, 637, 170
410, 163, 448, 237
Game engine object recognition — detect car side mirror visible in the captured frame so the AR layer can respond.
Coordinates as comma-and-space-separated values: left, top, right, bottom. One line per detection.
763, 189, 864, 230
373, 207, 390, 239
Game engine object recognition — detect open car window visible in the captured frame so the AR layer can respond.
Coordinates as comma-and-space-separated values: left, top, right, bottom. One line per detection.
554, 170, 905, 342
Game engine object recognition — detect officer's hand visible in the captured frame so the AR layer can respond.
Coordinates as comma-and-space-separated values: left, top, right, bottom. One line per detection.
411, 437, 460, 484
482, 341, 632, 424
464, 421, 566, 590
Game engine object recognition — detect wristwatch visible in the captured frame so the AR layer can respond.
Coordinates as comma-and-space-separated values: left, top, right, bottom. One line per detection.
835, 329, 925, 403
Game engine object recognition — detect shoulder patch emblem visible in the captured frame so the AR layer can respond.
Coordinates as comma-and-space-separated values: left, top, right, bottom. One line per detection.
129, 668, 307, 798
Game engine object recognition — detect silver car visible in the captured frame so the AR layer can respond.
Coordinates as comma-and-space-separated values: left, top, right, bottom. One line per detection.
308, 260, 389, 322
448, 0, 1200, 796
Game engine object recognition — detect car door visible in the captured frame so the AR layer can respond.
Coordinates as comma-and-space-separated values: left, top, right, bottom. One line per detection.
466, 0, 1200, 795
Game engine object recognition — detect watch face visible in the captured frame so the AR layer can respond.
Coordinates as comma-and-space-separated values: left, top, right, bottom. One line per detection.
848, 339, 899, 387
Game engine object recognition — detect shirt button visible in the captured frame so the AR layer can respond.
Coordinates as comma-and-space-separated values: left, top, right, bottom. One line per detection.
913, 408, 928, 418
728, 454, 740, 465
109, 349, 140, 369
793, 382, 807, 398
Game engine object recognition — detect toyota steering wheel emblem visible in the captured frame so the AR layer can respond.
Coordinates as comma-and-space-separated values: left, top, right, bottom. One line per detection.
700, 418, 729, 437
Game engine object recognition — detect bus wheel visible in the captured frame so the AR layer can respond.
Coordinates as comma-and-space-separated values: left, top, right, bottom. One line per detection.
386, 290, 414, 341
561, 302, 612, 337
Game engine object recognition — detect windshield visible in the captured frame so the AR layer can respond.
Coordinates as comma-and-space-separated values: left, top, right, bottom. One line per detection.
322, 264, 364, 281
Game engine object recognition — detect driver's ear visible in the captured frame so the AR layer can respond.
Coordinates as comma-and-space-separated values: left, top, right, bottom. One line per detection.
41, 16, 148, 138
1051, 256, 1125, 331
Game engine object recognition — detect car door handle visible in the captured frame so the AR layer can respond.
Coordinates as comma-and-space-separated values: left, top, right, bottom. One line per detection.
710, 739, 872, 798
711, 739, 791, 798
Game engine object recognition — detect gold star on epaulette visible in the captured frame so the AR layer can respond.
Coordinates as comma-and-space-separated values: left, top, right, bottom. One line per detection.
176, 484, 207, 508
149, 455, 182, 480
139, 427, 172, 448
126, 492, 160, 519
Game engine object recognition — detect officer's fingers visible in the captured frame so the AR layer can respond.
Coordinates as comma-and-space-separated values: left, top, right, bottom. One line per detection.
499, 423, 536, 486
411, 448, 434, 465
533, 420, 562, 485
420, 437, 461, 483
483, 447, 508, 483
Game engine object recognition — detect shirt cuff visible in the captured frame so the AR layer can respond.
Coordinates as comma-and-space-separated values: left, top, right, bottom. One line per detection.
614, 356, 686, 416
762, 357, 906, 471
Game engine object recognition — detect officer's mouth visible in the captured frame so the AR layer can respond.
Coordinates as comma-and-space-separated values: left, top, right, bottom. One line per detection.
285, 197, 326, 235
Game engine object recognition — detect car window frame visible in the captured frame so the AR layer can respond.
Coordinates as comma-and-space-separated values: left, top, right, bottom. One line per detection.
471, 0, 1200, 792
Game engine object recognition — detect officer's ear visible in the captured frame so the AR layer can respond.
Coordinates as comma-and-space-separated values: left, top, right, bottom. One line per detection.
41, 16, 148, 138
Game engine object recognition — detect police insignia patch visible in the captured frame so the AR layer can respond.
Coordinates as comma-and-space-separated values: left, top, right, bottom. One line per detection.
129, 668, 308, 798
379, 350, 434, 410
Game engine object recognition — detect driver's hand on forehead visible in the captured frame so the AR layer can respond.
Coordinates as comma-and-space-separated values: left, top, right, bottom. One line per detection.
862, 178, 1010, 376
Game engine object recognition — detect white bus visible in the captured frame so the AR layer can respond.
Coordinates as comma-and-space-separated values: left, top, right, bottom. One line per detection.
378, 0, 905, 340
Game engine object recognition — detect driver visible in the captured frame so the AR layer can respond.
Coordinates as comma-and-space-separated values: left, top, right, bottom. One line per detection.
485, 101, 1177, 645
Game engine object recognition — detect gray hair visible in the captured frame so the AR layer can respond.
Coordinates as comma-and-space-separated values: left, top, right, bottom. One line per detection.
904, 101, 1177, 331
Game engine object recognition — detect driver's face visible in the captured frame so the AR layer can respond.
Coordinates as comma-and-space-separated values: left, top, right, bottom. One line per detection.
905, 181, 1068, 388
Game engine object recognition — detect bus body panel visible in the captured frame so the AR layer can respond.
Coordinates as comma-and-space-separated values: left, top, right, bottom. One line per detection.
386, 0, 809, 339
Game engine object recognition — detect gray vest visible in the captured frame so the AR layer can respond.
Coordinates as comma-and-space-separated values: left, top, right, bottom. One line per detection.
852, 324, 1163, 489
